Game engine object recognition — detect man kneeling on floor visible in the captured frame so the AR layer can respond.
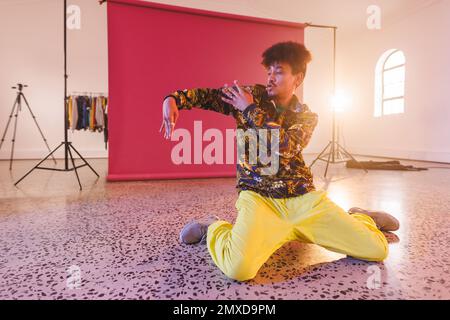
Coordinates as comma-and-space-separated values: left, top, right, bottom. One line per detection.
160, 41, 399, 281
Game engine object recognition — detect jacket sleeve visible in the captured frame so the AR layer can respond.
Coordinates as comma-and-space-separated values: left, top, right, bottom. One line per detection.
242, 103, 318, 156
163, 84, 267, 118
163, 87, 236, 117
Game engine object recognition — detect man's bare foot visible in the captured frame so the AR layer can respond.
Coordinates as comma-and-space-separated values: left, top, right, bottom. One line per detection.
348, 207, 400, 232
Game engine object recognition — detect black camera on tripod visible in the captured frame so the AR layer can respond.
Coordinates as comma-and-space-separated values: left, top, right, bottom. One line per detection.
11, 83, 28, 91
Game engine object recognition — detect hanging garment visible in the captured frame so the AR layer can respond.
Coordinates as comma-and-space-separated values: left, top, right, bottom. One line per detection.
82, 97, 90, 130
103, 97, 108, 114
71, 96, 78, 131
67, 96, 73, 128
76, 96, 84, 130
95, 96, 104, 130
104, 112, 108, 150
90, 97, 96, 131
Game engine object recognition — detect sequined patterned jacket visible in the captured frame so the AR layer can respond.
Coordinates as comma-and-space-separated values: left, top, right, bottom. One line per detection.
164, 84, 319, 198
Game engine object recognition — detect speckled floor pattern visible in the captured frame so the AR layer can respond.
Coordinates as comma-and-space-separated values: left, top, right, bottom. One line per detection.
0, 155, 449, 300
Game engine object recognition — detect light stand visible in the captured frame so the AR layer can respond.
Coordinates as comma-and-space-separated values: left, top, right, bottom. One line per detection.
305, 23, 367, 177
15, 0, 99, 190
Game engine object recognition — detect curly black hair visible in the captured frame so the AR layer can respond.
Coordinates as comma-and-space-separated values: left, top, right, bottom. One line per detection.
261, 41, 312, 76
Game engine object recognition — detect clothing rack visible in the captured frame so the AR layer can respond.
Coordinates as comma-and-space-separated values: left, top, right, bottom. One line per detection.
70, 91, 107, 96
15, 0, 100, 191
67, 93, 109, 151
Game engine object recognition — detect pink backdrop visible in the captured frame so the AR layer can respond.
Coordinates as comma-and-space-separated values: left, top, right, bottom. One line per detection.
106, 0, 305, 181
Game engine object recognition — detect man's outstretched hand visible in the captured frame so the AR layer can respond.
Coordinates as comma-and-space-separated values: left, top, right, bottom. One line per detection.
160, 80, 252, 140
221, 80, 254, 112
160, 97, 179, 140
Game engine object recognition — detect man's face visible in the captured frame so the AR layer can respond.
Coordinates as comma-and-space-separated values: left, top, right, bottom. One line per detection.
265, 61, 303, 98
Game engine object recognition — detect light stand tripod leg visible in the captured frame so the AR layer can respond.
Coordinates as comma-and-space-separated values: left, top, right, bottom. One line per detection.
324, 141, 333, 177
69, 143, 100, 177
67, 144, 82, 190
310, 141, 332, 168
337, 143, 368, 173
335, 147, 344, 161
339, 149, 346, 161
9, 100, 21, 170
0, 97, 18, 151
21, 93, 57, 164
14, 142, 64, 186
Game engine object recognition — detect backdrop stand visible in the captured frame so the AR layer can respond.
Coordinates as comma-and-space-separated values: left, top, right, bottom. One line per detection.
305, 23, 367, 177
15, 0, 99, 191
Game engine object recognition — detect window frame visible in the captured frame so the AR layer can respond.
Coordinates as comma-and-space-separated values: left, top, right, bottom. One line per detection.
381, 49, 405, 115
374, 49, 406, 117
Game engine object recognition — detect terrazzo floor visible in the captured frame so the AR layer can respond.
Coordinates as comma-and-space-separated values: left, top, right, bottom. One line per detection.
0, 155, 449, 300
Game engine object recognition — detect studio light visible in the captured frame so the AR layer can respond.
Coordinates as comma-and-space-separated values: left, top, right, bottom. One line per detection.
306, 24, 367, 177
330, 90, 351, 114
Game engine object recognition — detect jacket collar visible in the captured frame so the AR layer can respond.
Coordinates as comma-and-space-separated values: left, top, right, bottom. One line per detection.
269, 94, 302, 113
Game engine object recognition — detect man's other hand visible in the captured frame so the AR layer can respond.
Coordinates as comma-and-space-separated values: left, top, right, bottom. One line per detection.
160, 97, 179, 140
221, 80, 254, 112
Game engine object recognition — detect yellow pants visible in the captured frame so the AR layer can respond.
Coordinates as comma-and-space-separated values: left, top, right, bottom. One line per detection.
207, 189, 389, 281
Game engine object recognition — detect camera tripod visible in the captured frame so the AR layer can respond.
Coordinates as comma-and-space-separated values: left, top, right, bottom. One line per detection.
0, 84, 56, 170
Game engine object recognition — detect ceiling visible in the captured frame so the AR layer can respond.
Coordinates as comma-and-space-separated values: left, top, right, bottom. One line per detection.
138, 0, 444, 33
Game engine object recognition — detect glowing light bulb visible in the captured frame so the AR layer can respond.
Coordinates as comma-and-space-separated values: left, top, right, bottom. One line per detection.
330, 90, 351, 113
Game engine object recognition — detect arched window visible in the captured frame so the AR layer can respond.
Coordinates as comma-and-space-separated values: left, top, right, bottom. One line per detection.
374, 49, 406, 117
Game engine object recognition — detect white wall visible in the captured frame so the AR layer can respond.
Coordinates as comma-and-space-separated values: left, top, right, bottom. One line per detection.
338, 0, 450, 162
1, 0, 448, 162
